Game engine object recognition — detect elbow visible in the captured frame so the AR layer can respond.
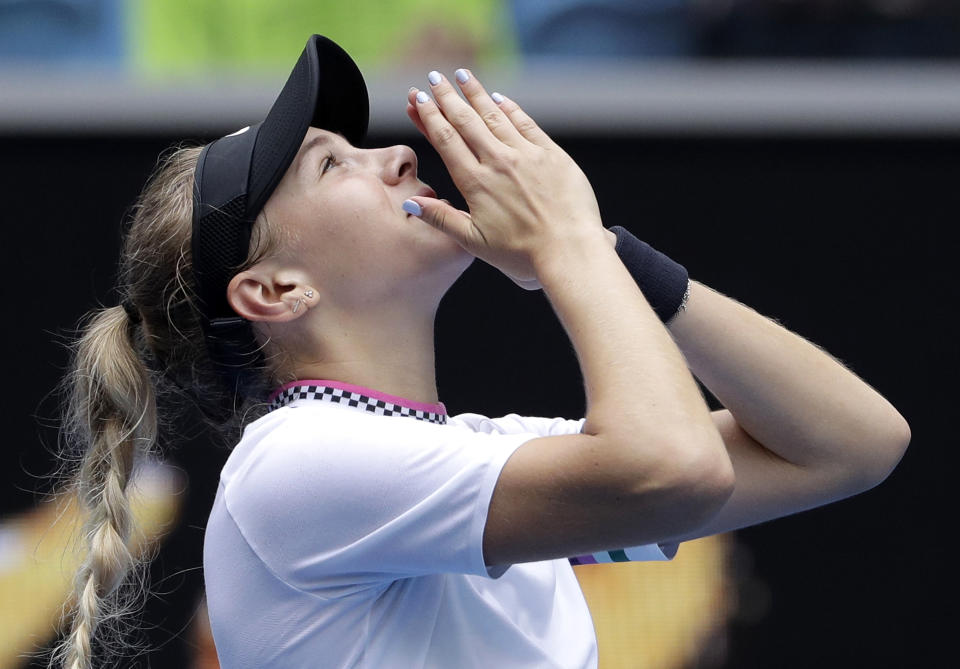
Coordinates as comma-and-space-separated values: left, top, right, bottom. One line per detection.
634, 430, 735, 535
678, 436, 737, 526
871, 411, 911, 486
844, 410, 912, 494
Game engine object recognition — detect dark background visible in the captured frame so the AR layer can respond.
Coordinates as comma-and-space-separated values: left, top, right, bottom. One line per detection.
2, 130, 956, 667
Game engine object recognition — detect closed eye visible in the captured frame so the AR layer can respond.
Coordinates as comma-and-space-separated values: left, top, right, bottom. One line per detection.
319, 153, 338, 177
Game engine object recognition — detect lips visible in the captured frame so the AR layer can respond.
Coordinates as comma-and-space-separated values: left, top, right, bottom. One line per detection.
415, 185, 437, 199
404, 184, 437, 216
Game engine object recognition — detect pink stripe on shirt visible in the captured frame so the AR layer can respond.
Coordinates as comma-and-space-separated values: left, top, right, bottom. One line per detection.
269, 379, 447, 416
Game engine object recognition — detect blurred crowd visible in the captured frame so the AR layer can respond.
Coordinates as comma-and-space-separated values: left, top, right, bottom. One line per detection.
512, 0, 960, 58
696, 0, 960, 58
0, 0, 958, 71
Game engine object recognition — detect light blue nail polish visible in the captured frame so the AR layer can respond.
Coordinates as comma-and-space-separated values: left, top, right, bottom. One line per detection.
455, 68, 470, 84
416, 91, 430, 104
491, 92, 505, 104
428, 71, 442, 86
402, 200, 422, 216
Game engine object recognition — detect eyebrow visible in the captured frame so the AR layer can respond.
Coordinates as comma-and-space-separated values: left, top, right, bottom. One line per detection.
295, 134, 333, 177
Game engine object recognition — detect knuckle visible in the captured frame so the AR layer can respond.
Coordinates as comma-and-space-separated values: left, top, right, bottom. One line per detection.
434, 125, 458, 146
431, 209, 447, 233
450, 109, 476, 128
514, 116, 539, 135
480, 109, 504, 128
435, 88, 458, 106
418, 105, 438, 123
491, 149, 519, 172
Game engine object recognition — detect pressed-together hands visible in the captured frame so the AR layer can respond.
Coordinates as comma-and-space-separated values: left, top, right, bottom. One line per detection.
404, 71, 910, 568
404, 69, 606, 289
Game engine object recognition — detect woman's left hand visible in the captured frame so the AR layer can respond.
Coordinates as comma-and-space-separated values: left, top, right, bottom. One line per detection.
403, 72, 605, 291
406, 85, 542, 291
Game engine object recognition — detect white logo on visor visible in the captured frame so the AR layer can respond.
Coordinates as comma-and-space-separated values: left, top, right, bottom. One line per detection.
226, 126, 251, 137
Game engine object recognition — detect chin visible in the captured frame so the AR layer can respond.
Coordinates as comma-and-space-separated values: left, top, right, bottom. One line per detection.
410, 235, 475, 297
410, 217, 468, 257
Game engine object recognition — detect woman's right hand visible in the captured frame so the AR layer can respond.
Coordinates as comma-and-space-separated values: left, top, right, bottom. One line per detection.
404, 70, 607, 287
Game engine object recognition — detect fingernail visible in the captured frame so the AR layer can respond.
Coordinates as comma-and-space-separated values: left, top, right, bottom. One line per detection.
455, 68, 470, 84
408, 86, 417, 94
402, 200, 422, 216
428, 71, 442, 86
491, 92, 505, 104
415, 91, 430, 104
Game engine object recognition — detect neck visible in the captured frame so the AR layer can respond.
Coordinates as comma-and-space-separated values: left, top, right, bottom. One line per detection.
281, 298, 441, 406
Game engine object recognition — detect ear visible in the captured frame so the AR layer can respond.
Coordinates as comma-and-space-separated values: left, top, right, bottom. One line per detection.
226, 267, 317, 323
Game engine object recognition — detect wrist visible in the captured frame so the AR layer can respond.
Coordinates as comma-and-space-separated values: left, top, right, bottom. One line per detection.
532, 228, 616, 288
609, 226, 689, 323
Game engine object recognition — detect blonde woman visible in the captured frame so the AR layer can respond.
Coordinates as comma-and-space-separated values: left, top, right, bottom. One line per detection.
55, 34, 909, 669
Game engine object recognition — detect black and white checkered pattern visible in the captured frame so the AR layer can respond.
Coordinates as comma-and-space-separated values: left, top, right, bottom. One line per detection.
269, 384, 447, 425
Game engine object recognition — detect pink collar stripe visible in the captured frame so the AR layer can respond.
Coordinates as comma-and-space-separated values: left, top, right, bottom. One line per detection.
268, 379, 447, 425
270, 379, 446, 414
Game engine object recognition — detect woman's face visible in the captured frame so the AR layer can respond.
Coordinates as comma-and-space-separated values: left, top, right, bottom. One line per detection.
263, 127, 472, 308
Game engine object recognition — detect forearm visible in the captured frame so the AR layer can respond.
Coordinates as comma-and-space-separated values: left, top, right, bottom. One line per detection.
666, 280, 910, 476
536, 236, 719, 445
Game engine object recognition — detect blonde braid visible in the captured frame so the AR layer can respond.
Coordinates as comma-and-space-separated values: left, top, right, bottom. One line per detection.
53, 305, 156, 669
50, 142, 280, 667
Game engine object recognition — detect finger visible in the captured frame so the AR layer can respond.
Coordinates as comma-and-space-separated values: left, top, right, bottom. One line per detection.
406, 87, 428, 137
489, 92, 553, 147
406, 102, 426, 137
412, 88, 480, 180
427, 70, 503, 159
452, 68, 524, 147
402, 197, 482, 253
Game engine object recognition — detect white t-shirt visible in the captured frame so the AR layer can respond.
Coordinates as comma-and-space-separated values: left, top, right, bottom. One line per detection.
203, 381, 673, 668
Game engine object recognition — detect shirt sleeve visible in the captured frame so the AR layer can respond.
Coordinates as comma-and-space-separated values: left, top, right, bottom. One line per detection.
454, 412, 680, 564
220, 407, 533, 595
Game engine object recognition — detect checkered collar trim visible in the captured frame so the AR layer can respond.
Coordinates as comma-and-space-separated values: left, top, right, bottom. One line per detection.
268, 380, 448, 425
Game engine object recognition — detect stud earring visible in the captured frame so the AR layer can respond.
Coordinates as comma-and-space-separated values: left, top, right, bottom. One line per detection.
292, 289, 315, 314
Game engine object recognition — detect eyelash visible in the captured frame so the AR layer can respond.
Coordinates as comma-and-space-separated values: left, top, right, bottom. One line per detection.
320, 154, 337, 175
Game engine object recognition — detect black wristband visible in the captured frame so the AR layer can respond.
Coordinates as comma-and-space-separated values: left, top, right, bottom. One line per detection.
610, 226, 689, 323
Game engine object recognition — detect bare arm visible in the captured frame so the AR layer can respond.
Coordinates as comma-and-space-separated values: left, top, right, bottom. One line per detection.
482, 237, 734, 564
407, 72, 734, 566
659, 280, 911, 543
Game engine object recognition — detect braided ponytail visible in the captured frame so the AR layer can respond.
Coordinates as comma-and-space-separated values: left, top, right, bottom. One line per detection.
48, 144, 280, 667
53, 305, 156, 669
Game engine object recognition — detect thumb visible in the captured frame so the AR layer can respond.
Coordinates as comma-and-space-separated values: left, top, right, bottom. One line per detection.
403, 198, 476, 248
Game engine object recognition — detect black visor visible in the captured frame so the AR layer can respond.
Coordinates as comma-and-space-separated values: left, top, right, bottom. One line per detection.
191, 34, 369, 394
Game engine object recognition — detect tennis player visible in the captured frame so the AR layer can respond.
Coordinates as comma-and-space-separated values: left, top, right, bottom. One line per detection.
53, 34, 909, 669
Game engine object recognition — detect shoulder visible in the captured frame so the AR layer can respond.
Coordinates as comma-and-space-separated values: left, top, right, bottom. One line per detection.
223, 403, 448, 484
219, 405, 541, 511
211, 405, 545, 585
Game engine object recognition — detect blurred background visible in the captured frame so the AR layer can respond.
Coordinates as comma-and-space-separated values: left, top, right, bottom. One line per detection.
1, 1, 957, 667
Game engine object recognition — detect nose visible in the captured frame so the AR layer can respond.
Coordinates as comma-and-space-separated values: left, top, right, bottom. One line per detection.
375, 144, 417, 185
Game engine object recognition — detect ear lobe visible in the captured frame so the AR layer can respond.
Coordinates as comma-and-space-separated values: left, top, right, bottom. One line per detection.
227, 270, 310, 323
